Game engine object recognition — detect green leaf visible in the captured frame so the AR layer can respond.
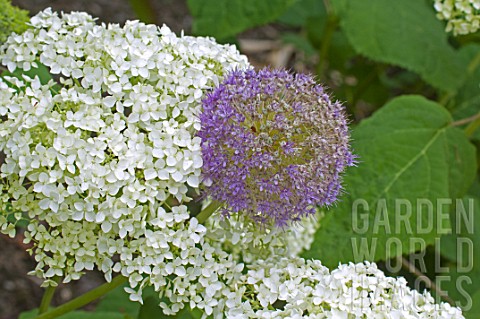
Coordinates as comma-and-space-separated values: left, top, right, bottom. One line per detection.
465, 289, 480, 319
95, 284, 139, 318
19, 309, 124, 319
277, 0, 326, 27
303, 95, 477, 268
330, 0, 466, 92
446, 129, 478, 199
138, 296, 164, 319
1, 62, 54, 86
187, 0, 296, 40
448, 43, 480, 140
137, 294, 201, 319
439, 197, 480, 311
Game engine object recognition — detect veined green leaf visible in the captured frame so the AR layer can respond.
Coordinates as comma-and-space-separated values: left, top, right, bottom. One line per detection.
187, 0, 296, 40
303, 95, 477, 268
330, 0, 466, 92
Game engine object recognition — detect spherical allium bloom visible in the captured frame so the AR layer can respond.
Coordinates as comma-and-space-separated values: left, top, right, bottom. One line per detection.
434, 0, 480, 35
198, 68, 354, 227
0, 8, 248, 284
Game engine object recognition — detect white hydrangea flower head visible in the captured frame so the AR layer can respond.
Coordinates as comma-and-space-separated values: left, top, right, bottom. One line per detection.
192, 257, 465, 319
114, 211, 320, 316
205, 211, 321, 263
0, 8, 248, 284
434, 0, 480, 35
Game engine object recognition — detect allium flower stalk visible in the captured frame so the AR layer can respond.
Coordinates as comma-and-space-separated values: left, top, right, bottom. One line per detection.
199, 68, 354, 227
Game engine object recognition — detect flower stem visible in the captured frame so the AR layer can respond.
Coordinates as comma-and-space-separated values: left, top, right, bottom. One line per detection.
451, 112, 480, 127
35, 275, 127, 319
465, 114, 480, 137
398, 256, 455, 305
451, 111, 480, 137
38, 277, 60, 314
196, 201, 223, 224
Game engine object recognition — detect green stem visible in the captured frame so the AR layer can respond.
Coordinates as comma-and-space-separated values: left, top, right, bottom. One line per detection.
451, 111, 480, 125
465, 115, 480, 137
196, 201, 223, 224
451, 111, 480, 137
467, 51, 480, 74
38, 277, 60, 314
35, 275, 128, 319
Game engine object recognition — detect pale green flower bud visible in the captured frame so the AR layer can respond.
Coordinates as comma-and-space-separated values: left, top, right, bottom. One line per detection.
0, 0, 29, 43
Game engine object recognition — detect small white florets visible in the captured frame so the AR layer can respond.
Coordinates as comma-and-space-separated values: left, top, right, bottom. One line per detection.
0, 8, 248, 286
435, 0, 480, 35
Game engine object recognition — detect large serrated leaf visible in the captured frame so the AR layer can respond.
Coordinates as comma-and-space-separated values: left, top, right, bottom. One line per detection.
465, 289, 480, 319
439, 196, 480, 313
187, 0, 296, 40
448, 43, 480, 140
303, 95, 477, 268
446, 129, 478, 199
277, 0, 326, 27
331, 0, 466, 92
95, 284, 139, 318
137, 293, 202, 319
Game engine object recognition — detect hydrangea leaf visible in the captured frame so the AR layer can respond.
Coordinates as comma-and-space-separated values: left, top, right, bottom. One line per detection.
439, 197, 480, 310
277, 0, 326, 27
187, 0, 296, 40
448, 44, 480, 140
19, 309, 123, 319
330, 0, 466, 92
94, 284, 141, 317
465, 289, 480, 319
1, 62, 56, 89
138, 295, 200, 319
445, 128, 478, 199
303, 95, 477, 268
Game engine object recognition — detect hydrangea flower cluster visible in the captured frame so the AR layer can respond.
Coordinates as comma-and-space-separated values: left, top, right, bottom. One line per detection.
0, 8, 248, 284
124, 213, 321, 316
221, 258, 464, 319
434, 0, 480, 35
199, 68, 354, 226
123, 216, 464, 319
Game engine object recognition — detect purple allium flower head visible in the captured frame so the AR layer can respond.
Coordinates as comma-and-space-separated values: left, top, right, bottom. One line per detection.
198, 68, 355, 227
